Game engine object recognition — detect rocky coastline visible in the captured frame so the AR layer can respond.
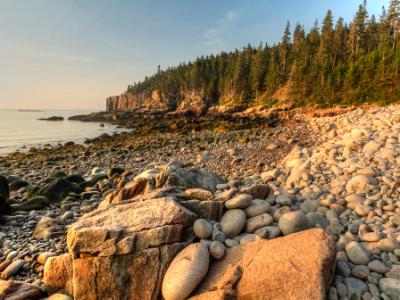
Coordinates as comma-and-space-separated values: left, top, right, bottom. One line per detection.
1, 105, 400, 299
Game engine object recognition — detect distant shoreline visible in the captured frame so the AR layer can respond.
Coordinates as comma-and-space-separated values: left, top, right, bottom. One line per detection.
18, 109, 44, 112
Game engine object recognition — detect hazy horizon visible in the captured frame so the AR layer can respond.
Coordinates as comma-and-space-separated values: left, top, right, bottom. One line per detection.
0, 0, 389, 110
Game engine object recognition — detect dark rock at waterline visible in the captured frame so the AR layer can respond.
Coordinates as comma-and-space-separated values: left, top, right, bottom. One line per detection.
9, 180, 29, 191
38, 116, 64, 121
0, 175, 10, 202
10, 196, 50, 212
0, 175, 10, 215
33, 179, 82, 203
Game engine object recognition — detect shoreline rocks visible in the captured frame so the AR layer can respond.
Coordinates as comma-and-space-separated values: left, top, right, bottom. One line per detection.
2, 105, 400, 299
38, 116, 64, 121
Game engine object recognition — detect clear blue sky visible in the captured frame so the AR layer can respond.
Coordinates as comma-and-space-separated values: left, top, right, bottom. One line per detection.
0, 0, 389, 110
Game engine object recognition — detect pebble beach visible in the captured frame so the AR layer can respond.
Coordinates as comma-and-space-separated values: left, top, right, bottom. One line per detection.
1, 105, 400, 299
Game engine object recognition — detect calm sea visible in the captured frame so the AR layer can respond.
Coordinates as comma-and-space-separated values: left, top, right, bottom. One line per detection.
0, 109, 126, 156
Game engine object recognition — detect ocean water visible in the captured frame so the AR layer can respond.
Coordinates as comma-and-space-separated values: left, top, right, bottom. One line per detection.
0, 109, 126, 155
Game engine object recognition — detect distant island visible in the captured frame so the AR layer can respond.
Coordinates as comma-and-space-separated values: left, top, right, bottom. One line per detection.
18, 109, 44, 112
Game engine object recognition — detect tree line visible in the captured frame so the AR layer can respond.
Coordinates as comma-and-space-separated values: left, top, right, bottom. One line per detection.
126, 0, 400, 108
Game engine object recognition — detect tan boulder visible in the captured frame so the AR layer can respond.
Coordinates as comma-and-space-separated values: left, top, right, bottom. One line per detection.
0, 279, 42, 300
67, 197, 196, 257
71, 243, 186, 300
194, 228, 335, 300
44, 197, 197, 299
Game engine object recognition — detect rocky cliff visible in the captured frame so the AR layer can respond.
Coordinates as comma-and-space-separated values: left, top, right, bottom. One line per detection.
106, 90, 173, 113
106, 90, 212, 117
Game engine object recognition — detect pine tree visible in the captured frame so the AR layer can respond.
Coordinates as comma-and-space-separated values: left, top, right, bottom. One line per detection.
332, 17, 346, 69
318, 10, 334, 66
279, 21, 291, 73
250, 42, 268, 100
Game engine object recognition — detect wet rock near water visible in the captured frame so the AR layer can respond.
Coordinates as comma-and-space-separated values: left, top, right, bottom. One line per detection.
38, 116, 64, 121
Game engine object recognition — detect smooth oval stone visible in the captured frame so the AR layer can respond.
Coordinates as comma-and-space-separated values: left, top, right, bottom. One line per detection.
368, 260, 389, 274
6, 251, 18, 261
278, 211, 309, 235
209, 241, 225, 260
351, 265, 369, 279
162, 243, 209, 300
378, 238, 399, 252
245, 200, 269, 217
220, 209, 246, 238
345, 277, 368, 299
200, 239, 212, 248
273, 206, 291, 222
253, 226, 269, 239
224, 239, 239, 248
193, 219, 213, 239
275, 195, 292, 206
263, 226, 281, 239
379, 278, 400, 299
245, 213, 273, 233
211, 230, 226, 243
225, 194, 253, 209
300, 199, 320, 213
306, 212, 328, 228
0, 259, 24, 279
346, 241, 371, 265
354, 204, 372, 217
336, 260, 351, 277
361, 232, 382, 242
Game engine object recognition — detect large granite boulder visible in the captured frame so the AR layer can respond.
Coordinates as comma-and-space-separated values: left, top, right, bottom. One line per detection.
0, 279, 43, 300
44, 197, 197, 299
102, 162, 224, 207
193, 228, 336, 300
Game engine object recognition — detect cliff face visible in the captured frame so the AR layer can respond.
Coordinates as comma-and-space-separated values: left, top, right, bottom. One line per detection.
106, 90, 173, 113
106, 89, 210, 116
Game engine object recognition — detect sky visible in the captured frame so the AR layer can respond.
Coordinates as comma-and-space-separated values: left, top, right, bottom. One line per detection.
0, 0, 390, 110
